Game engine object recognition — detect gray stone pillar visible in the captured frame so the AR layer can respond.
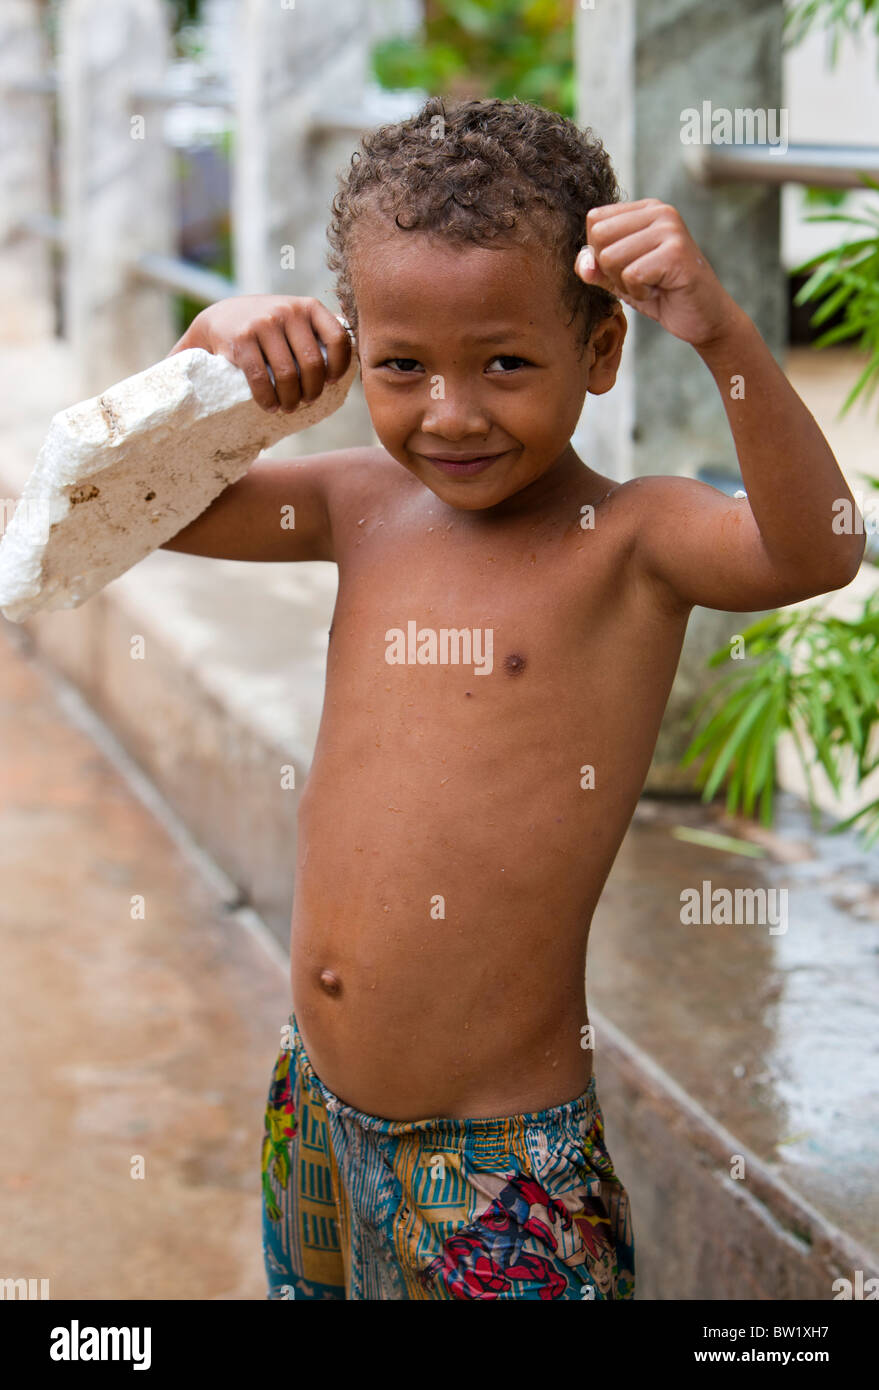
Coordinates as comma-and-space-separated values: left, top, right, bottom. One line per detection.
575, 0, 786, 792
235, 0, 368, 301
59, 0, 175, 397
234, 0, 381, 455
571, 0, 635, 482
0, 0, 54, 342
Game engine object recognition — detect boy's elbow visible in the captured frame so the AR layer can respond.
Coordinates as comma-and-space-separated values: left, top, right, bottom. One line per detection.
775, 537, 865, 603
817, 534, 866, 592
839, 529, 866, 581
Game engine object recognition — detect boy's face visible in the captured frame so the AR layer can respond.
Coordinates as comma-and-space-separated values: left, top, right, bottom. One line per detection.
350, 220, 626, 513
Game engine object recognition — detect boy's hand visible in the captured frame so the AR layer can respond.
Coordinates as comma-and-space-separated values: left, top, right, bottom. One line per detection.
575, 199, 738, 351
166, 295, 353, 413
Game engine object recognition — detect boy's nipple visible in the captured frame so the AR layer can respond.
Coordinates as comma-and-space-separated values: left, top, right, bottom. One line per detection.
319, 969, 342, 996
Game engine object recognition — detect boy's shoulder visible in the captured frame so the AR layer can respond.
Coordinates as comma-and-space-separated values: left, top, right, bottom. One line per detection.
594, 472, 737, 538
602, 472, 722, 507
321, 442, 421, 521
596, 471, 747, 616
322, 442, 404, 484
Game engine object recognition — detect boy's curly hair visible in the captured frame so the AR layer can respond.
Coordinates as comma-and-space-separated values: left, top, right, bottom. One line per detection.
326, 95, 623, 352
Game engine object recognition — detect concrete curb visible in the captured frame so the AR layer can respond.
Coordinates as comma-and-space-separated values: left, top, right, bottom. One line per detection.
593, 1008, 878, 1299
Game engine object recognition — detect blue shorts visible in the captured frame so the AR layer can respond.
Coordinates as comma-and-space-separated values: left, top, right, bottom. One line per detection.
261, 1011, 635, 1300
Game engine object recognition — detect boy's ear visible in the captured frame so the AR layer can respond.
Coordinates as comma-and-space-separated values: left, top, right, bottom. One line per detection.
585, 302, 627, 397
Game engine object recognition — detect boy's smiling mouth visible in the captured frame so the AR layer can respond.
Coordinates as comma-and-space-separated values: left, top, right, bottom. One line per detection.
416, 449, 514, 476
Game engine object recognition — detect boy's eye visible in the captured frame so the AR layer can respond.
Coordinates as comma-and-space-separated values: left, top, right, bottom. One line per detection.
486, 356, 530, 373
381, 358, 423, 372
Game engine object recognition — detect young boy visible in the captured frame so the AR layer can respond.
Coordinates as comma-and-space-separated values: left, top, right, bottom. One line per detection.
163, 97, 864, 1300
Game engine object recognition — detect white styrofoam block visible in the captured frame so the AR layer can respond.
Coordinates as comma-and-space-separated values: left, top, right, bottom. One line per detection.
0, 335, 360, 622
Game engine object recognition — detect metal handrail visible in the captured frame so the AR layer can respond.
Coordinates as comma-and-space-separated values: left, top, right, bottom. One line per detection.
17, 214, 237, 305
9, 82, 414, 308
130, 84, 235, 109
132, 253, 238, 303
0, 72, 235, 108
19, 212, 66, 246
0, 75, 58, 94
686, 142, 879, 189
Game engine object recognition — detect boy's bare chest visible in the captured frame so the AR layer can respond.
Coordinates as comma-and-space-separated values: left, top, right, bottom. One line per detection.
315, 479, 689, 792
330, 499, 633, 683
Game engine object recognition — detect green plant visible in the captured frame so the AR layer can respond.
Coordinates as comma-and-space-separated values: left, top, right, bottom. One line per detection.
792, 174, 879, 416
784, 0, 879, 63
370, 0, 575, 117
802, 186, 849, 208
681, 559, 879, 846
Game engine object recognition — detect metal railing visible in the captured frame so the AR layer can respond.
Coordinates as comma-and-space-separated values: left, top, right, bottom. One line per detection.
687, 142, 879, 189
0, 0, 408, 403
133, 253, 239, 304
0, 71, 234, 107
5, 79, 417, 307
4, 69, 239, 305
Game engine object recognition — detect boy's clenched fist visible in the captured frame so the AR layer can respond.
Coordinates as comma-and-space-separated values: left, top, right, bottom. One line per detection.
575, 198, 742, 351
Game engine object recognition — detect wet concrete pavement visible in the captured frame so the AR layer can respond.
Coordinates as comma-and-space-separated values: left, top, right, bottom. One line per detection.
588, 794, 879, 1257
0, 619, 290, 1300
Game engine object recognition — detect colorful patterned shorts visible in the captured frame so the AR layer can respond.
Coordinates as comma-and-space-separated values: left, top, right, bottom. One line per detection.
261, 1011, 635, 1301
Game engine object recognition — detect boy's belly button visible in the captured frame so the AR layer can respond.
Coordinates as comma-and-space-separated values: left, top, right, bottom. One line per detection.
319, 969, 342, 996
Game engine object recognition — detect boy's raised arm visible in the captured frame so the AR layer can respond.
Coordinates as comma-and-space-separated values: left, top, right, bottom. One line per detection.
576, 201, 866, 613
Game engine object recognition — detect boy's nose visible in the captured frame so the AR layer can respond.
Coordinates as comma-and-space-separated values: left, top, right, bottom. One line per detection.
420, 394, 492, 440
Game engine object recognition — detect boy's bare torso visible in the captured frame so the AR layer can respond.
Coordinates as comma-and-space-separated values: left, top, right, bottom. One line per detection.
290, 445, 691, 1120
